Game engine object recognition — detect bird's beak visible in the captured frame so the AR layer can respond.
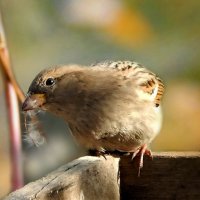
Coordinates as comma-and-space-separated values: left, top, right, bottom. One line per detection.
22, 93, 46, 111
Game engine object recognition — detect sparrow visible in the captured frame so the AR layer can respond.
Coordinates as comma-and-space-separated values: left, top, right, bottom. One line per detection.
22, 61, 164, 174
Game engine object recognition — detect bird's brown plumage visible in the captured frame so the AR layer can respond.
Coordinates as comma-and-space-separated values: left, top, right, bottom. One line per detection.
22, 61, 164, 154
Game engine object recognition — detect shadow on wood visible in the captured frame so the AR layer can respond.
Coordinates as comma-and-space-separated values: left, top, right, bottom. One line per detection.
120, 152, 200, 200
3, 152, 200, 200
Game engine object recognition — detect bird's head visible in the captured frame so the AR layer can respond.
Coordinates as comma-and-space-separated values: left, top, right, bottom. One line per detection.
22, 65, 84, 116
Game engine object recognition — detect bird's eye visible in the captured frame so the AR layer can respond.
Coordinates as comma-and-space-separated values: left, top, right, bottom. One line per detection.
45, 78, 55, 86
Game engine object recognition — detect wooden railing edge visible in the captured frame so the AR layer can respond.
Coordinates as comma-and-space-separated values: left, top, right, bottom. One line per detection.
3, 152, 200, 200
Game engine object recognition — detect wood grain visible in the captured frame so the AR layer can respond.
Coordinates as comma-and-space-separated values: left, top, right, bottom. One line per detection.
3, 152, 200, 200
120, 152, 200, 200
4, 156, 120, 200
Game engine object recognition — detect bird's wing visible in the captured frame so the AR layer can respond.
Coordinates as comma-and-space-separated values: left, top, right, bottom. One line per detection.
92, 61, 164, 107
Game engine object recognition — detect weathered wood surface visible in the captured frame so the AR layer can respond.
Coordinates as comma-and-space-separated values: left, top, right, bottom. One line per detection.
120, 152, 200, 200
4, 156, 120, 200
4, 152, 200, 200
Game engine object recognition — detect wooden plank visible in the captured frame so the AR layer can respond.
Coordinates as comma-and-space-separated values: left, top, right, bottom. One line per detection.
3, 152, 200, 200
4, 156, 120, 200
120, 152, 200, 200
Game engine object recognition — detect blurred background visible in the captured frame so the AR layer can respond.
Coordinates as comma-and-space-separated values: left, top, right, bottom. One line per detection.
0, 0, 200, 197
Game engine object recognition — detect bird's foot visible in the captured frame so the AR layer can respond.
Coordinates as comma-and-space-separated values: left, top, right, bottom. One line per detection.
88, 149, 107, 159
131, 144, 152, 176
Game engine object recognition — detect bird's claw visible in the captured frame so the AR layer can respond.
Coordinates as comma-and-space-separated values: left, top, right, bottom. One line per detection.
88, 149, 107, 159
131, 144, 152, 176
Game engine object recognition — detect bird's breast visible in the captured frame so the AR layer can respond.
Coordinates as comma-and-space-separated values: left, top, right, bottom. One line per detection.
66, 103, 162, 151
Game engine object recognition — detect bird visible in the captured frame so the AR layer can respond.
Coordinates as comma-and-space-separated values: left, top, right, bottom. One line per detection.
22, 60, 164, 174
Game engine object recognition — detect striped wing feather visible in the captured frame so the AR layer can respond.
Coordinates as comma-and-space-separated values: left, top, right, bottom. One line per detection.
93, 61, 164, 106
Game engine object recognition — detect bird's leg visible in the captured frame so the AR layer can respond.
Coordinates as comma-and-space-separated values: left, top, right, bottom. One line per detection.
131, 144, 152, 176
